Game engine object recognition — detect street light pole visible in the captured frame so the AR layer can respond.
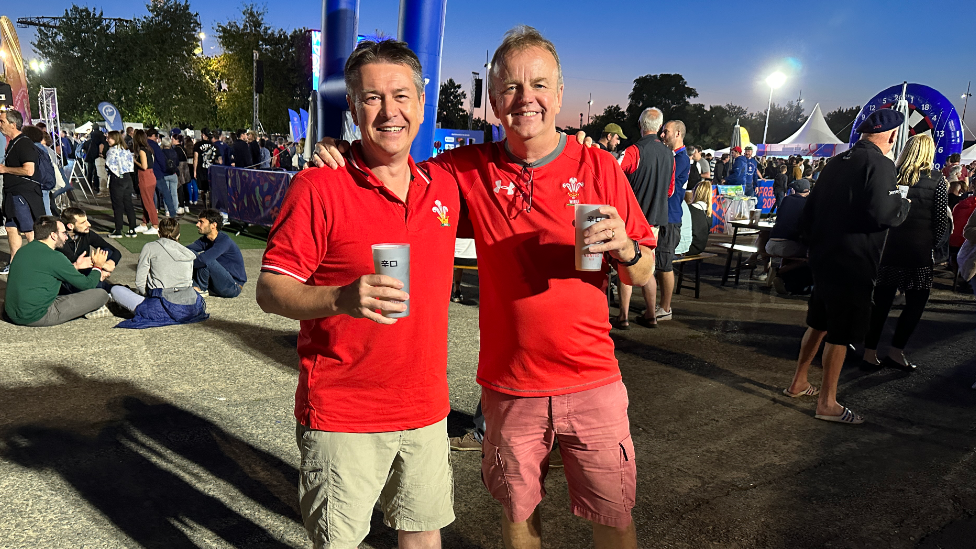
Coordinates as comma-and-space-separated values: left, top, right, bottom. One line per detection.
962, 81, 972, 133
579, 112, 583, 129
587, 93, 593, 126
763, 72, 786, 145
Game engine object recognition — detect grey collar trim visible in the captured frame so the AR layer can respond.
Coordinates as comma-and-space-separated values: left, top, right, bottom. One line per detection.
504, 132, 567, 169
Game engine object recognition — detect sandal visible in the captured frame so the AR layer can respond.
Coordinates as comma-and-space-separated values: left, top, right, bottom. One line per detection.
814, 407, 864, 425
613, 318, 630, 330
782, 385, 819, 398
633, 316, 657, 329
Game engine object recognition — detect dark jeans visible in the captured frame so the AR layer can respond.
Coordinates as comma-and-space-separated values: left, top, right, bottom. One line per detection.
194, 258, 242, 298
86, 161, 99, 192
864, 285, 931, 350
110, 173, 137, 234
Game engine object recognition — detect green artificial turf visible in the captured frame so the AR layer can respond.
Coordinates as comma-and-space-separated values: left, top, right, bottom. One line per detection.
88, 213, 269, 254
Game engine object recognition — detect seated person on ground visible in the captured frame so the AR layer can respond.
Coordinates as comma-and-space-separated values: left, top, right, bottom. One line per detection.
4, 216, 110, 327
188, 209, 246, 298
110, 217, 208, 328
59, 207, 120, 290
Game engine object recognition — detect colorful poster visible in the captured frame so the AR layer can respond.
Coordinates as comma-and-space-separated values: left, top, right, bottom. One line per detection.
209, 165, 294, 227
431, 128, 483, 158
0, 16, 31, 121
97, 102, 124, 131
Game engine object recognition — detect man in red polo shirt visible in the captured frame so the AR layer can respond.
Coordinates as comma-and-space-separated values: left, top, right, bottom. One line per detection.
315, 26, 654, 549
256, 40, 457, 548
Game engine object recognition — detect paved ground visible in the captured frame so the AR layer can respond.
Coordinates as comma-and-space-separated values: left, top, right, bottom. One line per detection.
1, 203, 975, 548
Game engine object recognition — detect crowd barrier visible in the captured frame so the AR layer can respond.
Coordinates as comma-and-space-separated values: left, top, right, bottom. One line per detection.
209, 166, 295, 227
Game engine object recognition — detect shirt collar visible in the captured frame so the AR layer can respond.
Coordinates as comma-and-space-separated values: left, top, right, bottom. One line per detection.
502, 132, 567, 169
347, 141, 426, 189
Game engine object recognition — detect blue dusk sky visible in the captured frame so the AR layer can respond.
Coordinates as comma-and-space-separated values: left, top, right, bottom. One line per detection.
5, 0, 976, 135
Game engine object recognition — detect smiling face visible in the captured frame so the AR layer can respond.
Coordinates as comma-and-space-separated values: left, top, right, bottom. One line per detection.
489, 46, 563, 146
347, 61, 424, 163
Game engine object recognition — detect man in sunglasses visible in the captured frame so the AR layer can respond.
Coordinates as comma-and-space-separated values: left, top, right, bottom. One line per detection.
314, 26, 654, 549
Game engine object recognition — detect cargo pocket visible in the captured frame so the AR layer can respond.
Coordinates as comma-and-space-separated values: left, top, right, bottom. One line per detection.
480, 436, 513, 509
619, 435, 637, 508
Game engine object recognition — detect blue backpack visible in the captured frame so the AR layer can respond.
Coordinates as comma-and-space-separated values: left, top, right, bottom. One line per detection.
33, 143, 58, 191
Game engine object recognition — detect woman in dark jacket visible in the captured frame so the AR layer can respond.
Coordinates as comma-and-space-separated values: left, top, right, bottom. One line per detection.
863, 135, 950, 371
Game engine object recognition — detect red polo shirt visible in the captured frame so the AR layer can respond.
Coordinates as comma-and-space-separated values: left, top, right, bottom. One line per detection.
427, 134, 655, 397
261, 143, 459, 432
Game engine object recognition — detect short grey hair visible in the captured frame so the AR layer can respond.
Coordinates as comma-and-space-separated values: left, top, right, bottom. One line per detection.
949, 165, 963, 181
686, 144, 698, 154
2, 108, 24, 130
639, 108, 664, 134
344, 39, 425, 105
161, 137, 173, 149
488, 25, 563, 96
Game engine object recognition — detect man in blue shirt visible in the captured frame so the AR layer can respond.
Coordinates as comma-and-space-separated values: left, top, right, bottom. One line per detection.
726, 145, 761, 196
643, 119, 688, 324
188, 209, 246, 298
147, 129, 178, 218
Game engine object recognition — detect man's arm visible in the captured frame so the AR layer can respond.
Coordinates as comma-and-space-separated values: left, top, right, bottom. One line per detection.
964, 208, 976, 243
257, 272, 408, 324
0, 162, 35, 177
88, 232, 122, 264
54, 249, 107, 290
864, 162, 910, 229
619, 145, 640, 175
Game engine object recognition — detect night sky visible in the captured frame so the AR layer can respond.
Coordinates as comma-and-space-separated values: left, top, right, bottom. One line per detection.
5, 0, 976, 135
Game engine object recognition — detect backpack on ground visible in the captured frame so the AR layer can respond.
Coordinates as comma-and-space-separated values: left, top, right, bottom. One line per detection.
32, 143, 58, 191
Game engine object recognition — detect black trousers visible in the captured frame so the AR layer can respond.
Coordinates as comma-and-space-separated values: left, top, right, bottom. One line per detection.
86, 161, 99, 192
864, 284, 931, 350
110, 172, 137, 234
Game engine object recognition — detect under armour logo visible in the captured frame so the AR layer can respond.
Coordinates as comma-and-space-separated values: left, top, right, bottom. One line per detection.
494, 180, 516, 195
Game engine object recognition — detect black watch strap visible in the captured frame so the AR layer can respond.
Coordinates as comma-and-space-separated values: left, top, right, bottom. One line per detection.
616, 239, 641, 267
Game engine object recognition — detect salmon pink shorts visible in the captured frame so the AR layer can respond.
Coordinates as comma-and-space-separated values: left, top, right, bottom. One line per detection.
480, 380, 636, 528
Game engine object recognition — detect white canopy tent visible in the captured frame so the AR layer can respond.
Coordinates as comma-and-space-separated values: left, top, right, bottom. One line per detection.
779, 103, 844, 145
962, 143, 976, 163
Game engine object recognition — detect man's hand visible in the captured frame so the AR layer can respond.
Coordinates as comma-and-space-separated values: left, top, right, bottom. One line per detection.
582, 206, 635, 262
73, 251, 93, 270
91, 248, 109, 270
102, 259, 116, 273
312, 138, 350, 169
335, 274, 409, 325
574, 131, 593, 147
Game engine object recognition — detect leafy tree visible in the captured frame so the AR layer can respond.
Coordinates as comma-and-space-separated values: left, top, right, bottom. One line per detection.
437, 78, 468, 129
824, 106, 862, 143
215, 4, 311, 133
582, 104, 626, 143
624, 73, 698, 140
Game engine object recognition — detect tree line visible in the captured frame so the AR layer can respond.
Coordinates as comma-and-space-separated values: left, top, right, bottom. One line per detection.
437, 73, 862, 150
28, 1, 310, 134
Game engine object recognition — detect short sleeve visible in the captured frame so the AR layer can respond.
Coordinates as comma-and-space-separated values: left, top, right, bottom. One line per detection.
598, 155, 656, 248
261, 172, 330, 282
620, 145, 639, 175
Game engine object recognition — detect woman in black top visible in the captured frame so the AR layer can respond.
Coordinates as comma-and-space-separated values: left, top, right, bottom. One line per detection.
863, 135, 950, 371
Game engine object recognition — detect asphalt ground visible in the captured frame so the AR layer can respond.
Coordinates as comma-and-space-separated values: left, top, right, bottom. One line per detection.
1, 200, 974, 548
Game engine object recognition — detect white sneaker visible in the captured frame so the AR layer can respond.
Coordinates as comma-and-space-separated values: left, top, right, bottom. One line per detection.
134, 225, 148, 233
177, 207, 185, 215
655, 307, 673, 321
145, 227, 158, 235
0, 226, 6, 236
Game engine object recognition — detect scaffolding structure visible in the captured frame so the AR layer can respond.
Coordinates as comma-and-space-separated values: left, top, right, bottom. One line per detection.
37, 86, 92, 198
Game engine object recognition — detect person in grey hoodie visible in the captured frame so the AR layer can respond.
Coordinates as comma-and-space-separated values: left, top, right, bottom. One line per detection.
110, 217, 197, 311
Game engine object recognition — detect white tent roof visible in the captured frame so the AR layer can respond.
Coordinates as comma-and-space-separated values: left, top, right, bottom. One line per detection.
962, 143, 976, 163
779, 103, 844, 145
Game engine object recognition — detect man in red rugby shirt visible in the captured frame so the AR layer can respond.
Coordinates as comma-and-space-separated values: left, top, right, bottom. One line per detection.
257, 40, 457, 548
315, 26, 654, 549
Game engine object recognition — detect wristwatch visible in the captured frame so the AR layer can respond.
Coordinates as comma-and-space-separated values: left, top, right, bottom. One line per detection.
615, 239, 641, 267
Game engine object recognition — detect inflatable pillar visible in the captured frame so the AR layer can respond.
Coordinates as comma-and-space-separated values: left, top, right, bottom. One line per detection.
398, 0, 447, 161
317, 0, 359, 141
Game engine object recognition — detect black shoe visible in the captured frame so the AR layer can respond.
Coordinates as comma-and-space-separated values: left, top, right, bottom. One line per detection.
451, 291, 463, 303
633, 316, 657, 329
108, 232, 124, 239
881, 356, 917, 372
860, 360, 883, 372
126, 230, 138, 238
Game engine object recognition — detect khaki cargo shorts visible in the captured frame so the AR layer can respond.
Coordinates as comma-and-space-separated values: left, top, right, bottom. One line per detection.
296, 418, 454, 548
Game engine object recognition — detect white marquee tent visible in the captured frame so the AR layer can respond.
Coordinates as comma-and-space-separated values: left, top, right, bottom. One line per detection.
961, 143, 976, 163
779, 103, 844, 145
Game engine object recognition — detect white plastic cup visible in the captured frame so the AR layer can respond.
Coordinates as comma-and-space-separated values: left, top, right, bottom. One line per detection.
575, 204, 608, 271
898, 185, 909, 198
371, 243, 410, 318
749, 209, 761, 224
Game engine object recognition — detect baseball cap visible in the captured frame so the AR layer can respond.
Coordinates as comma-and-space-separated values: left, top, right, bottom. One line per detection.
603, 123, 627, 139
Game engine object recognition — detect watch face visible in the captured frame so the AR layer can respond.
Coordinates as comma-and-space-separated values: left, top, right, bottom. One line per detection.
850, 83, 963, 169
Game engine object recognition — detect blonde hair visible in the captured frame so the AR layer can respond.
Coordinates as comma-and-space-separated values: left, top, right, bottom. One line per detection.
488, 25, 563, 96
693, 181, 712, 207
895, 134, 935, 187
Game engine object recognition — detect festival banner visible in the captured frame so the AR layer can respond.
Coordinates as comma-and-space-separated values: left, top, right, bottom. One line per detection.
209, 165, 294, 227
288, 109, 303, 142
97, 102, 124, 131
299, 109, 309, 140
0, 16, 31, 121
